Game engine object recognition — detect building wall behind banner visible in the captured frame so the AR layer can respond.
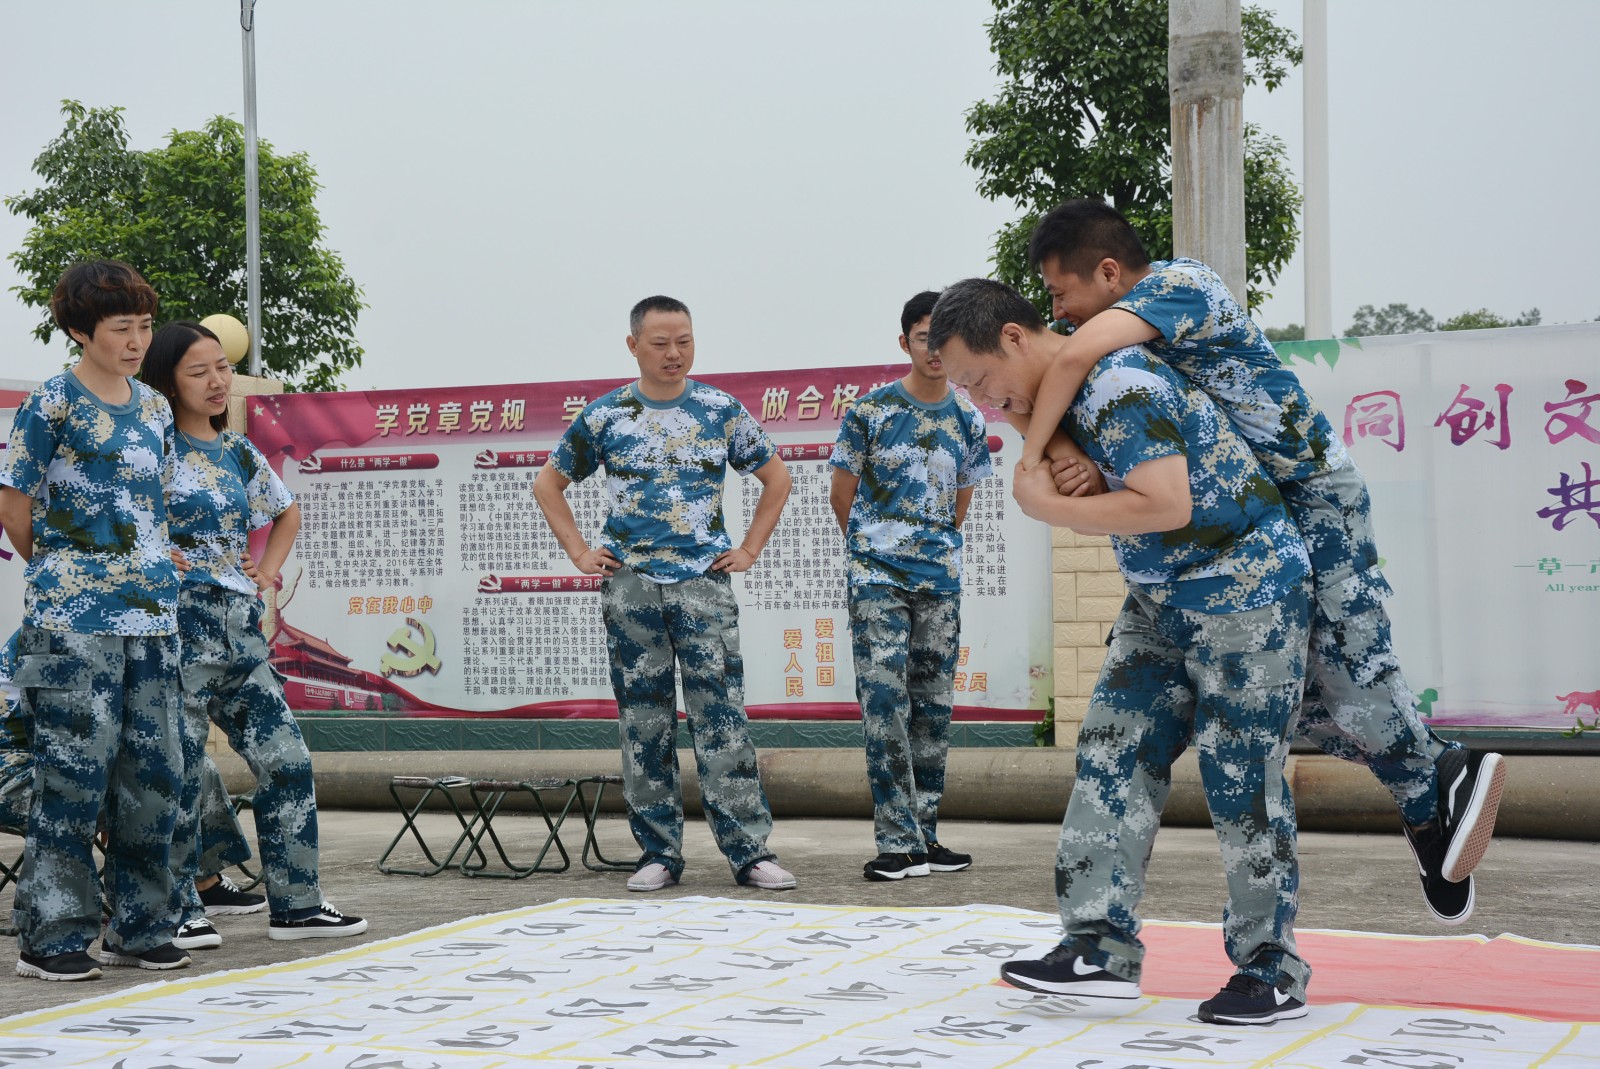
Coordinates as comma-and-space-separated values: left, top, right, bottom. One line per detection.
245, 365, 1054, 723
1282, 323, 1600, 740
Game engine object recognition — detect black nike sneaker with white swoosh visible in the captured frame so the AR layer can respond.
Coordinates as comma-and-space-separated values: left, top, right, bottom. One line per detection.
998, 944, 1141, 998
1198, 973, 1307, 1025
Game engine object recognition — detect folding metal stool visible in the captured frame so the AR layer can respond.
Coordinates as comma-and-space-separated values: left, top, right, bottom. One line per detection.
460, 778, 579, 878
376, 775, 485, 876
570, 774, 638, 872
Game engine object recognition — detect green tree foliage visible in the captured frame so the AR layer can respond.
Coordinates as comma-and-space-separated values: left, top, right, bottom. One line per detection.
1345, 302, 1541, 337
1264, 323, 1304, 342
1439, 307, 1540, 331
1345, 303, 1437, 336
7, 101, 363, 391
965, 0, 1304, 314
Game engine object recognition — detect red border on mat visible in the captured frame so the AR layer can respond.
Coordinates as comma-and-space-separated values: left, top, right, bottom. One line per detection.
1126, 922, 1600, 1022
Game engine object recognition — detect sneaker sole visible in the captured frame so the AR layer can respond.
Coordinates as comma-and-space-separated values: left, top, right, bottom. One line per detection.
173, 936, 223, 951
926, 861, 970, 873
100, 951, 192, 970
1441, 753, 1506, 883
626, 879, 677, 893
15, 961, 101, 981
204, 903, 268, 917
1424, 874, 1475, 926
999, 968, 1141, 999
865, 863, 931, 882
268, 919, 370, 941
744, 880, 798, 890
1199, 1004, 1308, 1025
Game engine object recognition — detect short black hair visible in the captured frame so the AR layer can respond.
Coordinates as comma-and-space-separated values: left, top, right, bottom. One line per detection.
900, 290, 941, 338
1027, 199, 1151, 279
927, 278, 1046, 356
629, 296, 691, 337
50, 260, 159, 342
142, 321, 228, 432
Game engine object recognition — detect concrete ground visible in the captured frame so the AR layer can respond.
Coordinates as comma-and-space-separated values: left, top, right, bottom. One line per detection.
3, 811, 1598, 1018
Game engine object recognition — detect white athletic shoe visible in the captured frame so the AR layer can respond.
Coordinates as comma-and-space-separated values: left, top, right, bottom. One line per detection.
627, 863, 678, 892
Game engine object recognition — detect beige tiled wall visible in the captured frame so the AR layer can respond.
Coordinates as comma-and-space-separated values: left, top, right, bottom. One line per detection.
1050, 527, 1125, 743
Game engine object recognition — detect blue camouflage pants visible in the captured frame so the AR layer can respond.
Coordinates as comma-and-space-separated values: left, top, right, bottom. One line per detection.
1059, 585, 1312, 998
600, 567, 775, 880
0, 753, 249, 877
11, 625, 182, 956
173, 587, 321, 919
1282, 463, 1452, 825
848, 584, 959, 855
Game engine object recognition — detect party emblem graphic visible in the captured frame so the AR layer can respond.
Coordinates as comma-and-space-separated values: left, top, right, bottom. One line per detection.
381, 616, 442, 678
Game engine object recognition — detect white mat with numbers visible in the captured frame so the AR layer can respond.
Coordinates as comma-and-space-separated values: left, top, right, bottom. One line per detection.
2, 897, 1595, 1068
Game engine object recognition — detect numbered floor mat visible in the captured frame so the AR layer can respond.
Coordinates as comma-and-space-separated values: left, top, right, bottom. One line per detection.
2, 897, 1596, 1068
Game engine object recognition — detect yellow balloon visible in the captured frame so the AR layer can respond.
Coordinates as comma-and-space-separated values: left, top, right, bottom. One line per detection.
199, 313, 251, 365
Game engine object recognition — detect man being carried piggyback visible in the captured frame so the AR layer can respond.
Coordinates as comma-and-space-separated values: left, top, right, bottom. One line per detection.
1017, 200, 1504, 924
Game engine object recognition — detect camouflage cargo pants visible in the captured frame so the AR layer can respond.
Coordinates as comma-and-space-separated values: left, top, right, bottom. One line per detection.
1283, 462, 1452, 825
848, 584, 959, 854
1, 752, 248, 876
173, 587, 321, 919
1058, 584, 1312, 998
601, 568, 774, 880
11, 625, 182, 955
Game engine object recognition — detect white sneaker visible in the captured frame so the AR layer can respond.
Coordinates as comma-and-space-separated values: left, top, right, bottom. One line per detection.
174, 919, 222, 950
740, 860, 797, 890
627, 863, 678, 892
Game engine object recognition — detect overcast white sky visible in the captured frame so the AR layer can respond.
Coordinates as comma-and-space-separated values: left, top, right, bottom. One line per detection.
3, 1, 1596, 390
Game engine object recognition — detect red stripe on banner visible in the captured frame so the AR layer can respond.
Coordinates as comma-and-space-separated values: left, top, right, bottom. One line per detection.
1121, 922, 1600, 1022
396, 701, 1042, 722
299, 452, 439, 474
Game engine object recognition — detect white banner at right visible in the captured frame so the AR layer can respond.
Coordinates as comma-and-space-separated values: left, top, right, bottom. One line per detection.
1285, 323, 1600, 738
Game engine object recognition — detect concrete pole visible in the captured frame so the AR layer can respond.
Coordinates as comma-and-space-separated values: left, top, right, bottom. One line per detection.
1168, 0, 1247, 305
241, 0, 263, 377
1302, 0, 1333, 339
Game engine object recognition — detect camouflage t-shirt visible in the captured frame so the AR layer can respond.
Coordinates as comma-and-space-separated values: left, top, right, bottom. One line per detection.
550, 380, 776, 583
167, 429, 295, 597
1113, 258, 1350, 484
830, 381, 992, 594
1066, 347, 1309, 613
0, 371, 179, 634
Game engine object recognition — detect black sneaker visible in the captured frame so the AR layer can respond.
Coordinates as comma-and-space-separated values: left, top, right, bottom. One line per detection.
863, 853, 930, 882
174, 918, 223, 950
268, 903, 369, 941
999, 945, 1141, 998
15, 949, 103, 981
1197, 973, 1307, 1025
925, 843, 972, 872
200, 874, 267, 916
1402, 819, 1474, 925
1436, 748, 1506, 882
101, 941, 192, 971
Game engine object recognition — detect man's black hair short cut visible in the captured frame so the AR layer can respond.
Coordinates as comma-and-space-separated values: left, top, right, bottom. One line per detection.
630, 296, 691, 337
1027, 199, 1151, 279
50, 260, 159, 342
900, 290, 941, 338
927, 278, 1046, 356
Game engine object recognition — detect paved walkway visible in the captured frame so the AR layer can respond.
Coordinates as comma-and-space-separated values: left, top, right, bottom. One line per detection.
3, 811, 1597, 1017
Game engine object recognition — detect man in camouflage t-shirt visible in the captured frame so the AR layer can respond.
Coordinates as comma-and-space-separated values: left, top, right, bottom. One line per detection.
830, 291, 991, 882
534, 296, 797, 893
1019, 200, 1504, 927
0, 261, 187, 980
932, 278, 1314, 1027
